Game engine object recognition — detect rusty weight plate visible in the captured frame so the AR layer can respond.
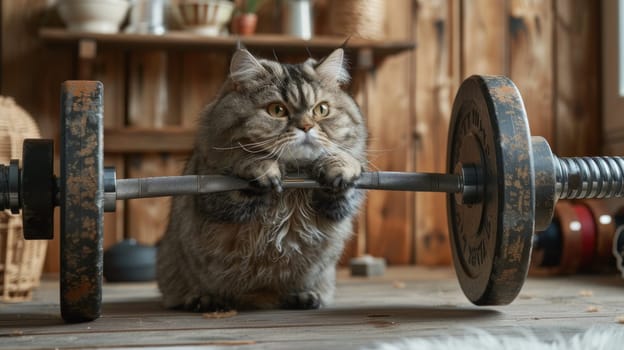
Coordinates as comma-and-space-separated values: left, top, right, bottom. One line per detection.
446, 75, 535, 305
60, 81, 104, 323
22, 139, 55, 240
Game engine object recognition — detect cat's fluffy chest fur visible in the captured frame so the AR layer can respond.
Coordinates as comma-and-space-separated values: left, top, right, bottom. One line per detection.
156, 47, 367, 311
194, 190, 350, 287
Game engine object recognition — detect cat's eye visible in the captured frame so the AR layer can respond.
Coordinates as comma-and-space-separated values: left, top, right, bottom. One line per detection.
313, 102, 330, 117
266, 102, 289, 118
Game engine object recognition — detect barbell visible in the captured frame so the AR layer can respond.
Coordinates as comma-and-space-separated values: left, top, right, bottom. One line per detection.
1, 76, 624, 323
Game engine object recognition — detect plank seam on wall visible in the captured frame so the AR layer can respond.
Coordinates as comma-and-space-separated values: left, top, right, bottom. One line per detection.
552, 0, 559, 151
554, 0, 601, 156
408, 1, 414, 264
504, 0, 510, 77
412, 0, 454, 265
458, 0, 464, 79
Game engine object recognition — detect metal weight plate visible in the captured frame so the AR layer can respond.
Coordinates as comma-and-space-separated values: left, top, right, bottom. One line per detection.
60, 81, 104, 323
22, 139, 55, 240
447, 75, 535, 305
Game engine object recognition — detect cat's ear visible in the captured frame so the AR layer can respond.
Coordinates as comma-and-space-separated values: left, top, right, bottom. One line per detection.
315, 48, 350, 86
230, 49, 267, 84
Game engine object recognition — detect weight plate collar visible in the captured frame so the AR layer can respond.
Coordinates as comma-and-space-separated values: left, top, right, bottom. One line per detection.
22, 139, 55, 240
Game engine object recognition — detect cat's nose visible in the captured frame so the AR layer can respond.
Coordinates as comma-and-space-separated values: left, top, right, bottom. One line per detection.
298, 123, 314, 132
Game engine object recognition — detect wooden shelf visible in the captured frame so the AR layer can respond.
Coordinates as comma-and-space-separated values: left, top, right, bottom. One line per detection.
104, 128, 195, 153
39, 28, 415, 62
52, 28, 415, 155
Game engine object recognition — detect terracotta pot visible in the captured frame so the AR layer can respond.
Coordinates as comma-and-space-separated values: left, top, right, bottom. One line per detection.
232, 13, 258, 35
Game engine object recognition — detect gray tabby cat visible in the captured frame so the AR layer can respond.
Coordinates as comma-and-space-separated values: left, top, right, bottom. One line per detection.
156, 47, 368, 311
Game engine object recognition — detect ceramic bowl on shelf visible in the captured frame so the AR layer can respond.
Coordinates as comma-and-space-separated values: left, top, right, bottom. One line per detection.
175, 0, 235, 36
58, 0, 130, 34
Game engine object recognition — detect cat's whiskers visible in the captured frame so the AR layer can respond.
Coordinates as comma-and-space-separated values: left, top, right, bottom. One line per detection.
316, 134, 353, 155
273, 138, 298, 168
363, 159, 382, 172
212, 137, 278, 153
253, 138, 291, 161
365, 137, 403, 154
281, 138, 302, 171
238, 143, 267, 154
254, 150, 278, 161
241, 139, 279, 152
316, 134, 380, 171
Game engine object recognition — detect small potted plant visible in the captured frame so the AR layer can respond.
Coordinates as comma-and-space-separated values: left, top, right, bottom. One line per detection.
231, 0, 261, 35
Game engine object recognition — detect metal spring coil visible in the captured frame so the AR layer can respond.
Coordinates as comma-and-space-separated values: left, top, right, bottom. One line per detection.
555, 156, 624, 199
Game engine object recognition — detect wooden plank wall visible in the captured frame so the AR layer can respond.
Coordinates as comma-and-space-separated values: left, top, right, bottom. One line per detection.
1, 0, 602, 271
603, 0, 624, 159
412, 0, 455, 265
554, 0, 601, 157
364, 1, 415, 264
601, 0, 624, 214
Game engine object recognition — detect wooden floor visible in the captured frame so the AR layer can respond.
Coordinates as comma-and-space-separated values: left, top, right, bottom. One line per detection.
1, 267, 623, 349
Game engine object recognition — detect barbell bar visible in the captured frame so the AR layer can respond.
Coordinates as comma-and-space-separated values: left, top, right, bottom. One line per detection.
1, 76, 624, 323
110, 171, 465, 202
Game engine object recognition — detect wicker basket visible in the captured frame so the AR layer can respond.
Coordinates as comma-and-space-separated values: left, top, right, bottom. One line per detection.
0, 96, 47, 302
327, 0, 386, 40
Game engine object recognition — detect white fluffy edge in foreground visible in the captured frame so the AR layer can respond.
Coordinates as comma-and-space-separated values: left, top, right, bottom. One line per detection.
364, 327, 624, 350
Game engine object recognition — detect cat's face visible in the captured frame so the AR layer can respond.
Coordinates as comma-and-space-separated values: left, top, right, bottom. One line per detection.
216, 48, 366, 165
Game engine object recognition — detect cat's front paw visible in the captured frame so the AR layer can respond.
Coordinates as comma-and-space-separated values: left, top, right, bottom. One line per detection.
181, 294, 234, 312
282, 291, 322, 309
314, 155, 362, 190
234, 159, 283, 192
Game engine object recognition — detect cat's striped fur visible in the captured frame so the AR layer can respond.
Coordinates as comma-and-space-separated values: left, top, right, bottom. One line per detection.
156, 48, 368, 311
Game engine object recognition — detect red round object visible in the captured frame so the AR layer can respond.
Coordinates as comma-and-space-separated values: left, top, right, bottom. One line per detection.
573, 204, 597, 268
533, 202, 581, 275
581, 200, 616, 269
